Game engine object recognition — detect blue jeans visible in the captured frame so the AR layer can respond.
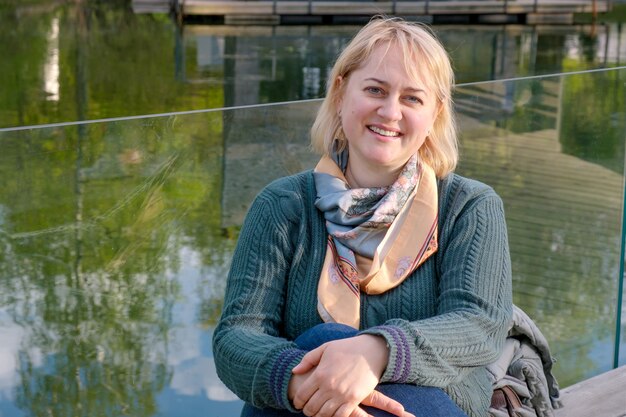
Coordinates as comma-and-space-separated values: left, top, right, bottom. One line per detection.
241, 323, 468, 417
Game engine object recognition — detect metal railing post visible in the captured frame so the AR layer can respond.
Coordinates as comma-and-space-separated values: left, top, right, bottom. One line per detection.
614, 131, 626, 369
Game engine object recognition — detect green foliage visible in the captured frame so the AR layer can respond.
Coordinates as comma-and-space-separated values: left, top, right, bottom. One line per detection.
559, 66, 626, 174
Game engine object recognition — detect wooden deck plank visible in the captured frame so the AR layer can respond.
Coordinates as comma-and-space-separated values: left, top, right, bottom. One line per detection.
555, 366, 626, 417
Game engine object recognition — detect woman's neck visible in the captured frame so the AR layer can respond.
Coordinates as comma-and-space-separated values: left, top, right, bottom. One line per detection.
345, 162, 399, 188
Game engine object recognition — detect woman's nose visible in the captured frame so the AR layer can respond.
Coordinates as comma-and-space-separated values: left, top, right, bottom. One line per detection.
377, 98, 402, 121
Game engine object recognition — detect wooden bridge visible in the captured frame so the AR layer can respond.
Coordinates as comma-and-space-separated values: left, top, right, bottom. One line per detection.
134, 0, 611, 24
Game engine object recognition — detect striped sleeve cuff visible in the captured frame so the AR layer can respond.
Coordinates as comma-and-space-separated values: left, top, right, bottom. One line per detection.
269, 347, 307, 411
360, 325, 413, 384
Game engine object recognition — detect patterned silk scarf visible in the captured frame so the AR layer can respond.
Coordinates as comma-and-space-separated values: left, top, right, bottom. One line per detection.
313, 152, 439, 329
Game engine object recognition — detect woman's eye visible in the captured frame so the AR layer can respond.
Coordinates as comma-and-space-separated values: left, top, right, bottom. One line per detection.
366, 87, 383, 95
405, 96, 423, 104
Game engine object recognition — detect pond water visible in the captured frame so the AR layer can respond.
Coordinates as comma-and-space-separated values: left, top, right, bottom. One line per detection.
1, 70, 625, 416
1, 2, 625, 417
1, 1, 626, 128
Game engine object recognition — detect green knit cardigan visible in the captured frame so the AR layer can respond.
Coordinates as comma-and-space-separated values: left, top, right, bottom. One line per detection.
212, 170, 513, 417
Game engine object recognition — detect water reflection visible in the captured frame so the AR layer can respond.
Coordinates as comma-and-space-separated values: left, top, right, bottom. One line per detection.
0, 111, 240, 416
43, 16, 60, 101
455, 71, 626, 383
182, 23, 626, 106
1, 1, 626, 128
0, 69, 624, 417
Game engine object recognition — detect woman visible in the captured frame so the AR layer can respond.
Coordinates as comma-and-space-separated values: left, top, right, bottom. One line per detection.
213, 17, 513, 417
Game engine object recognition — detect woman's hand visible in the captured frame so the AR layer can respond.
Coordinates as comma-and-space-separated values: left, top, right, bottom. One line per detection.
289, 335, 412, 417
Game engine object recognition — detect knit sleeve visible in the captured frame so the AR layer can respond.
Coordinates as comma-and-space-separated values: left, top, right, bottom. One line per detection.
361, 188, 513, 388
211, 184, 307, 411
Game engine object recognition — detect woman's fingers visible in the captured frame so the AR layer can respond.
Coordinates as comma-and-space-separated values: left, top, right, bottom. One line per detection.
292, 344, 326, 374
302, 388, 341, 417
293, 382, 318, 411
288, 370, 313, 403
310, 398, 343, 417
347, 405, 373, 417
360, 390, 414, 417
333, 403, 360, 417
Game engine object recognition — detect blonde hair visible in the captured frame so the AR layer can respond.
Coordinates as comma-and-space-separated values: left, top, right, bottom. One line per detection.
310, 16, 458, 177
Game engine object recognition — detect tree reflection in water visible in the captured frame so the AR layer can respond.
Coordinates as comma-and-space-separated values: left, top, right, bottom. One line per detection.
0, 108, 234, 416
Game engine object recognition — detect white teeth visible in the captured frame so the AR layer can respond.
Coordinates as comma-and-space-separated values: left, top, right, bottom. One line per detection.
369, 126, 400, 137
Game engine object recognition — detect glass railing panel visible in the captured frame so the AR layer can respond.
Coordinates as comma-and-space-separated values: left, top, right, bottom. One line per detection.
0, 111, 244, 416
456, 68, 626, 386
621, 187, 626, 368
0, 102, 320, 417
0, 68, 624, 417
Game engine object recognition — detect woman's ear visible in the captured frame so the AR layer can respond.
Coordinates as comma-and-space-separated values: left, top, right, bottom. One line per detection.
436, 100, 443, 117
335, 76, 345, 111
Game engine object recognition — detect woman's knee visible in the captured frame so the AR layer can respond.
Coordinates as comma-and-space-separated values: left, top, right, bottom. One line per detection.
294, 322, 358, 350
364, 385, 468, 417
241, 403, 304, 417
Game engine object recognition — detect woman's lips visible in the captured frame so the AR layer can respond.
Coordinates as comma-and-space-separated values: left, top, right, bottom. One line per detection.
368, 125, 401, 138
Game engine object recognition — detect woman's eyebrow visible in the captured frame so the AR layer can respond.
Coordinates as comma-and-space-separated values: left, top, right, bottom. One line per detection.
364, 78, 426, 94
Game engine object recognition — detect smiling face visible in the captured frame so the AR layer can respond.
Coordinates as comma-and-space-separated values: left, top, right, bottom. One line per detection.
338, 42, 440, 186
